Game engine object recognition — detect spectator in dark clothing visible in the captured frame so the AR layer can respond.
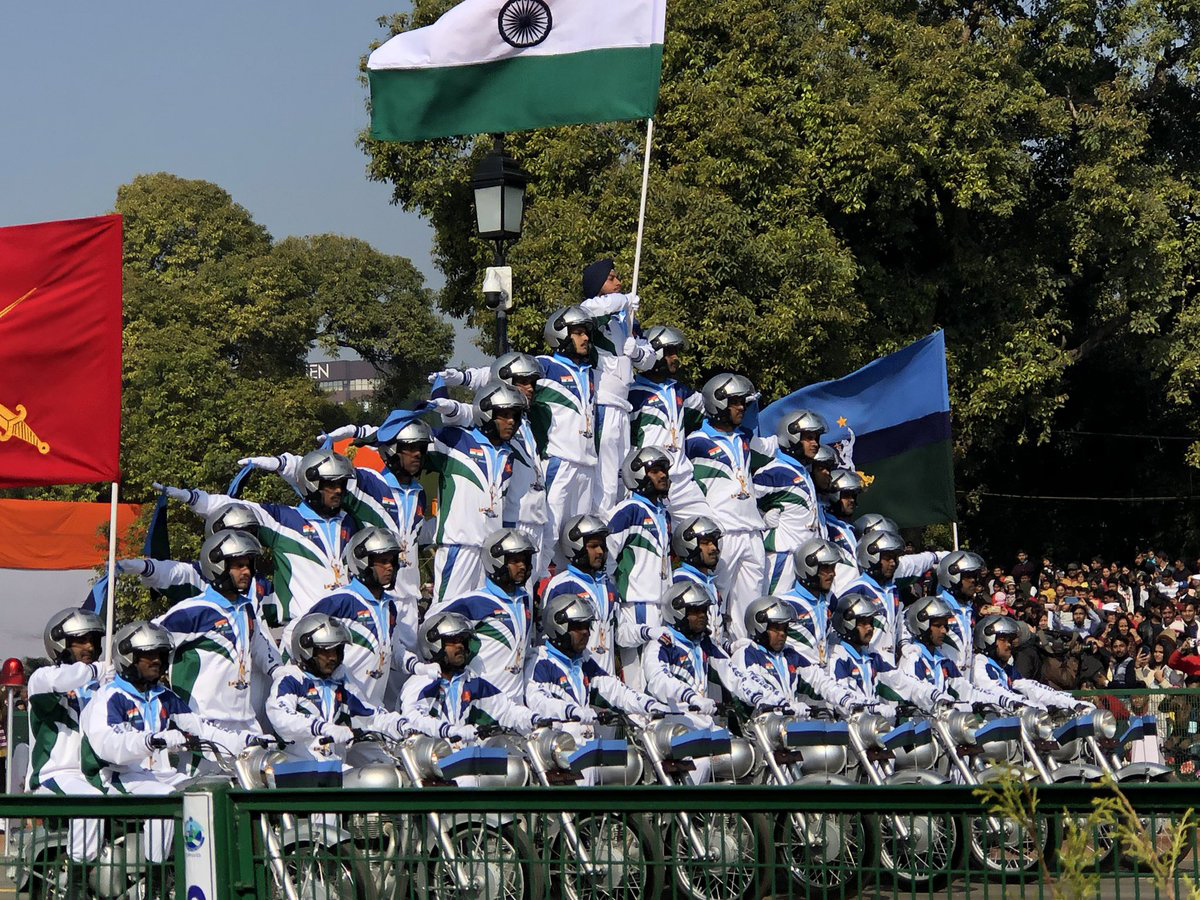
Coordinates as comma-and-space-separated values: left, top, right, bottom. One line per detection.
1138, 601, 1166, 647
1012, 550, 1037, 584
1106, 635, 1140, 688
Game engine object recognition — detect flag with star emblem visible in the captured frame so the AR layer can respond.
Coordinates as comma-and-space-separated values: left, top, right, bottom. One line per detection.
757, 331, 954, 528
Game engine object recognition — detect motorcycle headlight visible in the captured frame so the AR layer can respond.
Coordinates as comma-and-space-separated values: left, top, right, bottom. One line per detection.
1091, 709, 1118, 741
407, 735, 452, 779
532, 728, 577, 771
1019, 707, 1054, 741
852, 712, 888, 749
947, 710, 983, 746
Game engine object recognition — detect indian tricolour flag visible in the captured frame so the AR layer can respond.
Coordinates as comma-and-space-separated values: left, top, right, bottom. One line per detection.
367, 0, 667, 142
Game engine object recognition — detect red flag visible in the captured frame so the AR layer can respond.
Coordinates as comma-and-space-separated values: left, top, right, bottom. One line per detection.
0, 215, 122, 487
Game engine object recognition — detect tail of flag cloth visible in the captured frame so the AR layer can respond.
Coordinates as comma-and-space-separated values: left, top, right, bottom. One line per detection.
427, 375, 449, 403
367, 0, 666, 142
81, 574, 108, 617
757, 331, 955, 528
141, 492, 192, 605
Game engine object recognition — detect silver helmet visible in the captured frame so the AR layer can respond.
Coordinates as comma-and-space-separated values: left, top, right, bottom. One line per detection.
542, 592, 596, 653
905, 595, 956, 642
974, 614, 1020, 654
701, 373, 755, 419
830, 593, 883, 641
853, 513, 898, 538
620, 445, 671, 493
644, 325, 687, 363
744, 596, 796, 643
490, 352, 544, 385
199, 529, 263, 588
775, 410, 828, 452
829, 468, 865, 496
856, 529, 904, 573
661, 581, 711, 627
44, 608, 104, 662
297, 449, 356, 497
377, 419, 433, 465
113, 621, 172, 680
417, 611, 474, 663
289, 613, 351, 668
937, 551, 986, 590
482, 528, 536, 580
203, 503, 258, 538
544, 305, 594, 352
808, 444, 837, 469
342, 527, 402, 582
794, 537, 842, 582
558, 514, 609, 567
473, 380, 527, 429
671, 515, 721, 565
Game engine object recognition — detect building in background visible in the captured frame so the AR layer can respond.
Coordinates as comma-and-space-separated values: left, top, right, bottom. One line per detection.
307, 359, 383, 406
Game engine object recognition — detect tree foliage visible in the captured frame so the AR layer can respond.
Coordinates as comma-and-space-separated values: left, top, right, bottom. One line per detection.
3, 173, 452, 582
361, 0, 1200, 558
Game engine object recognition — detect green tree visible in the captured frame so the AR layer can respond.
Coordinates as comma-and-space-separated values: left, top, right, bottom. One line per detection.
3, 174, 453, 615
360, 0, 1200, 558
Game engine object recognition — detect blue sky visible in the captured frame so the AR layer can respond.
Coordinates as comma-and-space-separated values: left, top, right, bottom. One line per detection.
0, 1, 485, 363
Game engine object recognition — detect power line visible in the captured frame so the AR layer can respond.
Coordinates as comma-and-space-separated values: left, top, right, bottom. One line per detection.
1059, 430, 1199, 442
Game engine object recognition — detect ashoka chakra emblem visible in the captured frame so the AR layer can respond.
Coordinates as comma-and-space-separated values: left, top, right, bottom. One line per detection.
498, 0, 552, 48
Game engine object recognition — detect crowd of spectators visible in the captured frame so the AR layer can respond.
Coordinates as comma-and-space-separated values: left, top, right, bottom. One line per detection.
910, 548, 1200, 691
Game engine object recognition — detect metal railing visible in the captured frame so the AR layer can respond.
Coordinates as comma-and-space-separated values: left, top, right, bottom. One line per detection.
220, 783, 1200, 900
1076, 688, 1200, 778
0, 793, 183, 898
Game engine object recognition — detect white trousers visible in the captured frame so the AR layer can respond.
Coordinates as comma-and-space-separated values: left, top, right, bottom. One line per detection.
764, 550, 797, 596
544, 460, 597, 568
36, 775, 104, 862
594, 405, 630, 517
716, 531, 767, 642
432, 544, 485, 605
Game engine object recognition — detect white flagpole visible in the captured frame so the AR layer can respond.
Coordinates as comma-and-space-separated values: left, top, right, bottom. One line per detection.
952, 521, 960, 551
103, 482, 119, 659
630, 117, 655, 297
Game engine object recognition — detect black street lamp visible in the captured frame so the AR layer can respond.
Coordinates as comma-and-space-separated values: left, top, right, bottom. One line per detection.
472, 134, 528, 355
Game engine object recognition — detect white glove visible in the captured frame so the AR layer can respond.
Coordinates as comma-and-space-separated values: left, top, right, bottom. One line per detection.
152, 730, 189, 751
645, 626, 674, 645
412, 662, 442, 679
320, 723, 355, 746
448, 724, 478, 744
428, 398, 460, 418
429, 368, 468, 387
570, 706, 598, 725
689, 696, 718, 716
622, 336, 640, 357
93, 660, 115, 683
319, 425, 361, 444
115, 558, 149, 576
152, 483, 191, 503
1074, 702, 1095, 714
627, 293, 640, 315
237, 456, 282, 473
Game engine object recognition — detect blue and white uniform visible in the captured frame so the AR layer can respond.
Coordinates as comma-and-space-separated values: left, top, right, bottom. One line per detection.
780, 582, 833, 663
156, 585, 281, 731
898, 642, 1010, 707
79, 676, 249, 861
541, 564, 619, 676
836, 572, 903, 662
827, 640, 949, 713
608, 491, 672, 687
672, 563, 724, 642
581, 292, 655, 515
308, 578, 426, 709
531, 353, 599, 553
426, 578, 532, 702
26, 661, 105, 862
426, 424, 519, 604
685, 422, 773, 640
400, 671, 539, 741
754, 450, 821, 594
134, 559, 282, 630
729, 642, 857, 714
628, 374, 712, 521
183, 489, 359, 627
266, 664, 406, 785
971, 655, 1080, 712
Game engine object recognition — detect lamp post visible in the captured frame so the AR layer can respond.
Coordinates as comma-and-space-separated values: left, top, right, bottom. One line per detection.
471, 134, 528, 355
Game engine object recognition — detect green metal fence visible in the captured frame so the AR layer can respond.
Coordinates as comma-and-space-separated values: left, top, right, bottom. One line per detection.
1076, 688, 1200, 778
0, 793, 183, 899
220, 783, 1200, 900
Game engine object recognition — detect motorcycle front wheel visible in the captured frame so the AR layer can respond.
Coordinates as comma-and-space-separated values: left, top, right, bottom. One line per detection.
416, 820, 541, 900
552, 812, 665, 900
666, 810, 772, 900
